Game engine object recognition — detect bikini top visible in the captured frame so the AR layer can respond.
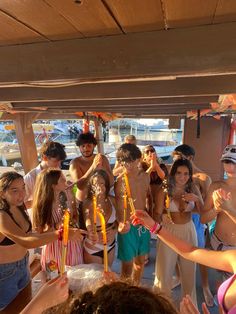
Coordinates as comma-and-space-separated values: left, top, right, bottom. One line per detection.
168, 199, 195, 213
0, 208, 32, 246
96, 199, 116, 229
217, 274, 236, 314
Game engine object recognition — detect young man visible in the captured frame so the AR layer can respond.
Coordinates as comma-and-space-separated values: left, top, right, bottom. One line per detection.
112, 134, 137, 177
24, 141, 67, 207
114, 143, 150, 285
69, 132, 114, 201
172, 144, 213, 306
201, 144, 236, 281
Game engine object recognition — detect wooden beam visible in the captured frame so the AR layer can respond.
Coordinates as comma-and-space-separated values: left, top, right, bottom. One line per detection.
12, 96, 218, 108
13, 113, 38, 173
94, 119, 104, 154
0, 75, 235, 102
11, 104, 210, 113
0, 22, 236, 83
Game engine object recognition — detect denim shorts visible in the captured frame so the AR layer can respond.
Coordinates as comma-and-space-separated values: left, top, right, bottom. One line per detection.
0, 253, 31, 310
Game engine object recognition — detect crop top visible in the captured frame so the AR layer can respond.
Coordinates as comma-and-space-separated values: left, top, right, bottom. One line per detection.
217, 274, 236, 314
0, 208, 32, 246
169, 199, 195, 213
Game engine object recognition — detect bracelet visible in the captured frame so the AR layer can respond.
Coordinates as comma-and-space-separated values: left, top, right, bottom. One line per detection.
150, 222, 160, 233
155, 224, 163, 234
58, 226, 63, 241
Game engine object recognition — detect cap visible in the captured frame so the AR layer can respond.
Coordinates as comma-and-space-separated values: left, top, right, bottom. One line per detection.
221, 145, 236, 163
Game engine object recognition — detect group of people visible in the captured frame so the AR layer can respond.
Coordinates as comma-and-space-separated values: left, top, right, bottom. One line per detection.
0, 131, 236, 314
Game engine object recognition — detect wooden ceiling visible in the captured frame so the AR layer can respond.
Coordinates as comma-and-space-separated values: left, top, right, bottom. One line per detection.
0, 0, 236, 119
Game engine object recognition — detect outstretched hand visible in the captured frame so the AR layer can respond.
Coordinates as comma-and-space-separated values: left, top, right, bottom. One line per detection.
69, 228, 87, 241
130, 210, 155, 231
118, 221, 130, 234
21, 274, 69, 314
180, 295, 209, 314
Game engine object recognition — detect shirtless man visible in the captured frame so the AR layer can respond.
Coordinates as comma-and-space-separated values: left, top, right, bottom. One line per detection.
69, 132, 114, 201
112, 134, 137, 177
201, 144, 236, 281
172, 144, 213, 306
114, 143, 150, 285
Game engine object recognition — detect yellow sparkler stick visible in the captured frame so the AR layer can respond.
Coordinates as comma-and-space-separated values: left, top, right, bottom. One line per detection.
123, 191, 127, 223
97, 210, 108, 273
123, 173, 136, 215
93, 195, 97, 233
60, 209, 70, 275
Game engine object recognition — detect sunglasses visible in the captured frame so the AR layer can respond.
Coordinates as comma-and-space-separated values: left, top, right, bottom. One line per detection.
223, 160, 236, 164
144, 149, 155, 154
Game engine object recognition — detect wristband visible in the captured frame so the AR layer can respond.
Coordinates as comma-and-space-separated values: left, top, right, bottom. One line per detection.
155, 224, 163, 234
58, 226, 63, 241
150, 222, 160, 234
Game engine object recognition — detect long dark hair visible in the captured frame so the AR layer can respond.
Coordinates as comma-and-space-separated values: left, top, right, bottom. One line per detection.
0, 171, 30, 224
32, 168, 61, 230
87, 169, 110, 200
167, 158, 193, 197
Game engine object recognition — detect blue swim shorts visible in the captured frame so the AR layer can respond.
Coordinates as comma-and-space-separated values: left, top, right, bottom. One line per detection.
117, 224, 150, 262
192, 213, 205, 248
0, 253, 31, 310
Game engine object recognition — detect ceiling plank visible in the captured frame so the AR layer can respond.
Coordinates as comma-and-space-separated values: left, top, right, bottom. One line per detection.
44, 0, 121, 36
104, 0, 164, 33
0, 75, 235, 102
0, 0, 83, 41
0, 10, 46, 46
164, 0, 218, 28
0, 22, 236, 83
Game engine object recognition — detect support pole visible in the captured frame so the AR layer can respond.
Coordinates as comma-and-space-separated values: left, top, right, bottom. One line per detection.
94, 119, 104, 154
14, 113, 38, 174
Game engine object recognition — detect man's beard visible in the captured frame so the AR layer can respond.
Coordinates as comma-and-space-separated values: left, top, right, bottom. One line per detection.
81, 151, 94, 158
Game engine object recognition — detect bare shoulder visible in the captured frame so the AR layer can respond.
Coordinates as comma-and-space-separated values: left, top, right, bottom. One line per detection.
193, 172, 211, 182
210, 180, 225, 189
70, 156, 83, 166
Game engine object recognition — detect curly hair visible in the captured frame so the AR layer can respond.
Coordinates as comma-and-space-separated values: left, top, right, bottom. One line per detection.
39, 141, 67, 161
76, 132, 97, 147
69, 282, 178, 314
116, 143, 141, 163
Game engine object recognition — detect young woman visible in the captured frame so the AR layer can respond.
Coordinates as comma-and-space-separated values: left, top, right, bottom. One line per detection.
154, 158, 203, 305
0, 171, 80, 310
83, 169, 117, 267
132, 210, 236, 314
32, 168, 84, 271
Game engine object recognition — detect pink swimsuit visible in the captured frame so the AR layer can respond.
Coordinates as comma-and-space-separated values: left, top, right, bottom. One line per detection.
217, 274, 236, 313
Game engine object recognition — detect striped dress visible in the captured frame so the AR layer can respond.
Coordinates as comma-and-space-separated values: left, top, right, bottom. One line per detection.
41, 188, 83, 271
